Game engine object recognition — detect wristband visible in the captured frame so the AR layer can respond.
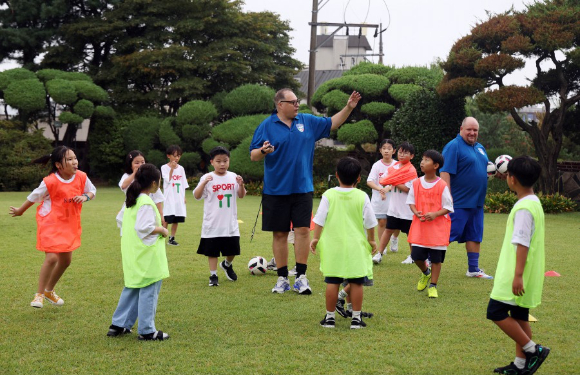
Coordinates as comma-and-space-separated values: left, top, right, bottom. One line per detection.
83, 193, 91, 201
260, 149, 266, 154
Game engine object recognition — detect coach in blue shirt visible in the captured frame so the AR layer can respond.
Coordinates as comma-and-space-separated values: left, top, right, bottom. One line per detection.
250, 88, 361, 295
441, 117, 493, 280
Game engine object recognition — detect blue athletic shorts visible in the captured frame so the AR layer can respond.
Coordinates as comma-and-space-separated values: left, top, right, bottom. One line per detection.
449, 207, 484, 243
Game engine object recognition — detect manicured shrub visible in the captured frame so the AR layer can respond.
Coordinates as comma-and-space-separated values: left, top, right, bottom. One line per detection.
343, 61, 393, 77
388, 84, 423, 104
321, 90, 350, 113
222, 84, 275, 116
73, 99, 95, 119
337, 120, 378, 145
211, 114, 268, 147
46, 79, 77, 105
59, 112, 84, 124
177, 100, 218, 127
72, 81, 109, 102
3, 79, 46, 112
201, 138, 230, 155
228, 136, 264, 179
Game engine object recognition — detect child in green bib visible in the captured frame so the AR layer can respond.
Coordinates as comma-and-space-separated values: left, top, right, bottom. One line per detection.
486, 156, 550, 374
107, 164, 171, 341
311, 157, 377, 329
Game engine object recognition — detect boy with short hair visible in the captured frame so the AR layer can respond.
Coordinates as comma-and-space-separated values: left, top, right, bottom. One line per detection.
487, 156, 549, 375
311, 157, 377, 329
378, 142, 418, 264
194, 147, 246, 286
406, 150, 453, 298
161, 145, 189, 246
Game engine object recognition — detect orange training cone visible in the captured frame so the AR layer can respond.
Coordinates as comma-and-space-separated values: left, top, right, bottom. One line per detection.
544, 270, 561, 277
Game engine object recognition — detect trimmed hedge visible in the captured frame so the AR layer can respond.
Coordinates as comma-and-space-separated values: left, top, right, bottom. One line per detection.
485, 191, 578, 213
211, 114, 268, 147
388, 84, 423, 104
46, 79, 77, 105
177, 100, 218, 127
4, 79, 46, 112
337, 120, 378, 145
222, 84, 275, 116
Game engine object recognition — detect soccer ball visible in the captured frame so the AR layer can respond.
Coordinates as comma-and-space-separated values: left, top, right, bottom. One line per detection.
248, 256, 268, 275
495, 155, 512, 175
486, 161, 497, 179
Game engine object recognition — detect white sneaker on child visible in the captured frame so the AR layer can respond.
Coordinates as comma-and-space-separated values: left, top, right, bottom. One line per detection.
401, 254, 414, 264
390, 236, 399, 252
372, 252, 382, 264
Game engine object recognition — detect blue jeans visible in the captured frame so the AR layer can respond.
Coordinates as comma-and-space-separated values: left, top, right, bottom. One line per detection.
111, 280, 162, 335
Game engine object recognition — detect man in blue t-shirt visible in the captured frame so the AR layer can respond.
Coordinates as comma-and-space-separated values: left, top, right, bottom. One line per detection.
441, 117, 494, 280
250, 88, 361, 295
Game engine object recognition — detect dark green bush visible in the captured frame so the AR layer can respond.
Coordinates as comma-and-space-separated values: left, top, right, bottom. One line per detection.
4, 79, 46, 112
222, 84, 275, 116
334, 74, 390, 98
386, 66, 443, 89
176, 100, 218, 127
228, 136, 264, 179
94, 106, 116, 118
337, 120, 378, 146
180, 152, 201, 176
484, 191, 578, 213
72, 81, 109, 102
123, 116, 161, 154
59, 112, 84, 124
46, 79, 77, 105
0, 121, 52, 191
343, 62, 393, 77
360, 102, 396, 119
0, 68, 36, 90
321, 90, 350, 113
147, 149, 166, 169
201, 138, 230, 155
211, 114, 268, 147
159, 119, 181, 149
388, 84, 423, 104
74, 99, 95, 119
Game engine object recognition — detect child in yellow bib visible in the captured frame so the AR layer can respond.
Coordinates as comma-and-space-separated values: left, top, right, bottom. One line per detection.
486, 156, 550, 374
311, 157, 377, 329
107, 164, 171, 341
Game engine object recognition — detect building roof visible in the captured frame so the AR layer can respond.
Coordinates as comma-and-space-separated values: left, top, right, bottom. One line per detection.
316, 35, 372, 51
294, 70, 345, 96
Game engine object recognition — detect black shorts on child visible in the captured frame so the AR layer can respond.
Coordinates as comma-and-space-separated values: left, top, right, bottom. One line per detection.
386, 215, 412, 234
486, 298, 529, 321
325, 276, 366, 285
411, 246, 446, 263
197, 237, 241, 257
164, 215, 185, 224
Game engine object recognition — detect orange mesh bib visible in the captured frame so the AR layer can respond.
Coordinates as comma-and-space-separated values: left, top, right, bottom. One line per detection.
36, 171, 87, 252
407, 178, 451, 247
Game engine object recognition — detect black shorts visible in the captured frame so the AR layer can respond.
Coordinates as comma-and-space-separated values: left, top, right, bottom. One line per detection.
486, 298, 529, 321
325, 276, 366, 285
386, 215, 412, 234
197, 237, 240, 257
411, 246, 446, 263
164, 215, 185, 224
341, 277, 374, 287
262, 193, 313, 232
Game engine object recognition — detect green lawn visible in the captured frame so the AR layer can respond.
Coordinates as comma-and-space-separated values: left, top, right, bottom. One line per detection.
1, 187, 578, 374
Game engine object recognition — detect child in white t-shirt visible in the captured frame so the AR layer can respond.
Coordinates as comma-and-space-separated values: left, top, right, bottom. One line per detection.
193, 147, 246, 286
161, 145, 189, 246
116, 150, 165, 234
368, 139, 400, 264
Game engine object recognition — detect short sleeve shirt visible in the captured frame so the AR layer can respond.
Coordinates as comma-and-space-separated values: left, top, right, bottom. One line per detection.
250, 111, 332, 195
367, 159, 396, 215
441, 134, 488, 208
194, 171, 240, 238
161, 164, 189, 217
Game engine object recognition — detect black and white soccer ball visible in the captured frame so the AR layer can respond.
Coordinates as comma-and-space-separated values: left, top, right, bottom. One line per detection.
495, 155, 512, 175
486, 161, 497, 179
248, 256, 268, 275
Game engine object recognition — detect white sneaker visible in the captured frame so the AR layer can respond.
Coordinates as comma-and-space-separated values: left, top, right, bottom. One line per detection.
293, 274, 312, 295
466, 269, 494, 279
390, 236, 399, 252
426, 259, 431, 268
372, 252, 382, 264
272, 276, 290, 293
288, 266, 297, 276
266, 257, 277, 271
401, 254, 414, 264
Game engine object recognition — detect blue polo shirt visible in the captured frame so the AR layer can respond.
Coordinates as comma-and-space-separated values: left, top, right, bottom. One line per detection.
250, 111, 332, 195
441, 134, 489, 208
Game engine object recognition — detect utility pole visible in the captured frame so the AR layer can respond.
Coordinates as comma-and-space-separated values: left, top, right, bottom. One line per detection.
307, 0, 318, 106
379, 22, 383, 64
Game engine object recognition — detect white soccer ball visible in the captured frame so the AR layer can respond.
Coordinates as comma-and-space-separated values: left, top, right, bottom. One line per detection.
486, 161, 497, 179
495, 155, 512, 174
248, 256, 268, 275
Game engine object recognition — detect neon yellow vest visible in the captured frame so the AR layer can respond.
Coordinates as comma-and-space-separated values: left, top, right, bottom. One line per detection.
490, 198, 545, 308
318, 189, 373, 279
121, 194, 169, 288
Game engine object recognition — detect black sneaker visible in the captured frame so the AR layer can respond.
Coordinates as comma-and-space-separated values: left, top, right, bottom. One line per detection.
350, 317, 367, 329
344, 309, 374, 318
336, 299, 348, 318
523, 344, 550, 374
209, 274, 219, 286
493, 362, 524, 374
219, 261, 238, 281
138, 330, 169, 341
168, 237, 179, 246
106, 324, 131, 337
319, 315, 335, 328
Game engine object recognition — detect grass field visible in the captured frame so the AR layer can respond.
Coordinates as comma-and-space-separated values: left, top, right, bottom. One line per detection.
1, 187, 578, 375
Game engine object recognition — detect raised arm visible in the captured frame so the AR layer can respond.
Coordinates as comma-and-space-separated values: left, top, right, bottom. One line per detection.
330, 91, 361, 131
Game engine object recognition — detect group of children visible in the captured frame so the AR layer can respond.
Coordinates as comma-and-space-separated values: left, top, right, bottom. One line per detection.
9, 140, 550, 373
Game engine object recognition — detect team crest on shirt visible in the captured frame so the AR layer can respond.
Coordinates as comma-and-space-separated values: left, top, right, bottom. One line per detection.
477, 147, 485, 156
296, 124, 305, 132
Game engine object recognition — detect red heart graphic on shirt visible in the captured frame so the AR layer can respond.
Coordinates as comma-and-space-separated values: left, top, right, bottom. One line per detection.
217, 195, 224, 200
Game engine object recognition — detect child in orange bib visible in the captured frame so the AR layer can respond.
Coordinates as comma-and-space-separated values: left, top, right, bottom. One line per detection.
10, 146, 96, 308
406, 150, 453, 298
